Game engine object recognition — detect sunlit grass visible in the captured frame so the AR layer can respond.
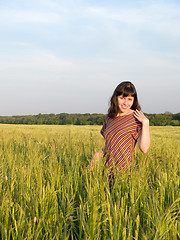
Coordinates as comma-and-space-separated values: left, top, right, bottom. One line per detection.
0, 124, 179, 239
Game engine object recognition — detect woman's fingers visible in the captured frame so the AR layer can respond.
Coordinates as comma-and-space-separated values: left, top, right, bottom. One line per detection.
134, 110, 149, 124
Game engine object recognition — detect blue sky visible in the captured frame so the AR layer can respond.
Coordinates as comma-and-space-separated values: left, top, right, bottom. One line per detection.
0, 0, 180, 115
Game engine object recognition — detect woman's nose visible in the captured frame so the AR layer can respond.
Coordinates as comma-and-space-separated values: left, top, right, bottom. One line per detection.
123, 98, 128, 104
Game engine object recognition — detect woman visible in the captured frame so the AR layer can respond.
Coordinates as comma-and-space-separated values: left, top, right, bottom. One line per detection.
91, 81, 150, 176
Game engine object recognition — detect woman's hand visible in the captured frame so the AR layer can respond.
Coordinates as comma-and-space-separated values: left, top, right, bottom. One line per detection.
134, 110, 149, 125
89, 150, 104, 170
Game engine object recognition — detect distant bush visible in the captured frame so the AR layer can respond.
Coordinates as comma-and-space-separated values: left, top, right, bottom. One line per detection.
0, 112, 179, 126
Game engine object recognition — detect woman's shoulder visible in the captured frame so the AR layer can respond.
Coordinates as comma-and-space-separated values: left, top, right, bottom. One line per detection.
124, 111, 142, 125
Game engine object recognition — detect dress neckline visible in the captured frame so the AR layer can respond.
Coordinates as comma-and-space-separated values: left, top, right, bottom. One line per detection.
115, 111, 134, 118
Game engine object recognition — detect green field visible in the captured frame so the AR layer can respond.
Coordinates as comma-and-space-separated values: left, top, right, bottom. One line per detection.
0, 124, 179, 239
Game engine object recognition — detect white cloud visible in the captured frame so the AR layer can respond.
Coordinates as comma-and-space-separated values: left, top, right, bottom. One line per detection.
0, 45, 73, 80
0, 10, 61, 25
87, 2, 180, 38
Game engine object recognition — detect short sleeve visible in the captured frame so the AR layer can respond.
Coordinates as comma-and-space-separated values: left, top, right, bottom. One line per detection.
132, 121, 142, 141
100, 116, 108, 137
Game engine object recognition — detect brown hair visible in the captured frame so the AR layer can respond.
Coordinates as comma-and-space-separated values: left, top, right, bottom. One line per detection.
108, 81, 141, 119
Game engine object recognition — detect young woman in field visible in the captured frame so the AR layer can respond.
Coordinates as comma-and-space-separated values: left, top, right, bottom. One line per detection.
91, 81, 150, 177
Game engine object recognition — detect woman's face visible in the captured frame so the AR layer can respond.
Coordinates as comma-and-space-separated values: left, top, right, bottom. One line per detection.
117, 94, 134, 114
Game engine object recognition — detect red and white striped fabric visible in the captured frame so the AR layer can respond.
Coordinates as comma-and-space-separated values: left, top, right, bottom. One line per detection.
101, 113, 142, 174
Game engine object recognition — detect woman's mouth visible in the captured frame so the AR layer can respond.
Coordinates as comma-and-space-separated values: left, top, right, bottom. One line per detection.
121, 105, 128, 109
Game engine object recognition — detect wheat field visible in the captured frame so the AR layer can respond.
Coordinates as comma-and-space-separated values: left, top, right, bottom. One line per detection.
0, 124, 179, 239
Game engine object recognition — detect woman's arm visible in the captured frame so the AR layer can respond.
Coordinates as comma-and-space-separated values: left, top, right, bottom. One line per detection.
134, 110, 150, 153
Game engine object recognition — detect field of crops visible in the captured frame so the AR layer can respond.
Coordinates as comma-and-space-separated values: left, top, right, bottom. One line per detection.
0, 124, 179, 239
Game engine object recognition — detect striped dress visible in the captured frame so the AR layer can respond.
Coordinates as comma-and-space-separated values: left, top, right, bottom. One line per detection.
101, 113, 142, 174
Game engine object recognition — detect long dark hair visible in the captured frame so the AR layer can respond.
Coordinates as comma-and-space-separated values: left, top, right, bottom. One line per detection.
108, 81, 141, 119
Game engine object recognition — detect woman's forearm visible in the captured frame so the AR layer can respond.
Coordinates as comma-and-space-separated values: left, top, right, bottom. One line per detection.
138, 120, 150, 153
134, 110, 151, 153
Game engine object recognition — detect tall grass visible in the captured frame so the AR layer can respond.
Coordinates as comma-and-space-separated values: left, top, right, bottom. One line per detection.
0, 124, 179, 239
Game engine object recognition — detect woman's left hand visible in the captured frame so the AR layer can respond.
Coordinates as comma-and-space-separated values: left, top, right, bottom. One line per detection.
134, 110, 149, 125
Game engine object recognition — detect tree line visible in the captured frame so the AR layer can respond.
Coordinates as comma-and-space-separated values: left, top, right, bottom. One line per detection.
0, 112, 179, 126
